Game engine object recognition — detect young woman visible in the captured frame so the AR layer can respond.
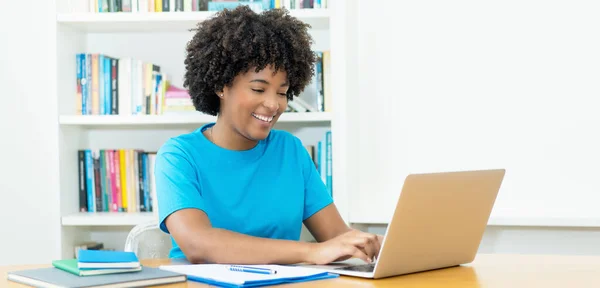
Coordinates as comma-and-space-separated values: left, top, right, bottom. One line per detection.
155, 5, 382, 265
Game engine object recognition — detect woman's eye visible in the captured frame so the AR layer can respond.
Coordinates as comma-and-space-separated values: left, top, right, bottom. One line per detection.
278, 93, 287, 97
252, 89, 264, 93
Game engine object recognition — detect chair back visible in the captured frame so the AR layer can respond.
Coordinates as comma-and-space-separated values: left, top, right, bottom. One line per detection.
124, 221, 172, 259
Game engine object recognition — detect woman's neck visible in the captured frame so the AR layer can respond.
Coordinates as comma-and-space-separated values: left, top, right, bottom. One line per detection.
207, 118, 258, 151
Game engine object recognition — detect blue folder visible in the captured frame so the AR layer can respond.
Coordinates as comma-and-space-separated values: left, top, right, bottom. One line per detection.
186, 272, 338, 288
158, 264, 339, 287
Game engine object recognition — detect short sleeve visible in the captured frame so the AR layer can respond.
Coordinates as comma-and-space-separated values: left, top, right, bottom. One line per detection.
154, 140, 205, 234
299, 139, 333, 220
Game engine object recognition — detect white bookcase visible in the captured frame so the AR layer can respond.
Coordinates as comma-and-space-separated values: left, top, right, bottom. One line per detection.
54, 0, 352, 259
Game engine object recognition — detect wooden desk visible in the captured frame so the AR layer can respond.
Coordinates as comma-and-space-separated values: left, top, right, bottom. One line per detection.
2, 254, 600, 287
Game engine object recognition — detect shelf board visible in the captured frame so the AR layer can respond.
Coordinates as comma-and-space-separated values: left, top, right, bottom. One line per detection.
59, 112, 331, 127
62, 212, 156, 226
56, 10, 330, 32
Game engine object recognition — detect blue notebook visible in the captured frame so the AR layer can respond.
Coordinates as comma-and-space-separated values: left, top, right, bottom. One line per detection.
158, 264, 338, 287
78, 250, 140, 270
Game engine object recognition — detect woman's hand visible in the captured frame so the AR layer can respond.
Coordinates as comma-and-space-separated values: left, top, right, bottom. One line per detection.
305, 229, 383, 265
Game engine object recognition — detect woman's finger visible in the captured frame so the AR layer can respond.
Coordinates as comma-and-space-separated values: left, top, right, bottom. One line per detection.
360, 235, 378, 262
346, 234, 378, 262
346, 245, 371, 264
372, 234, 381, 260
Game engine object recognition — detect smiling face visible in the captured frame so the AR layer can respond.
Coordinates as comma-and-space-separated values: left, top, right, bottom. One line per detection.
219, 65, 289, 142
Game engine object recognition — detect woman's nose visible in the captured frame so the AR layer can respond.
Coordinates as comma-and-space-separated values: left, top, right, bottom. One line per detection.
262, 97, 279, 111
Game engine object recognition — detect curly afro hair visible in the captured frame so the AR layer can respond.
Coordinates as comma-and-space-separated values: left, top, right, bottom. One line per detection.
183, 5, 317, 116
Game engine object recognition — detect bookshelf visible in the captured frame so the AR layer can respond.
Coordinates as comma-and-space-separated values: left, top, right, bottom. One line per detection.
54, 0, 351, 259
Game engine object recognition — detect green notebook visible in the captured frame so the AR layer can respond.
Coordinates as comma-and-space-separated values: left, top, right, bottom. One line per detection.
52, 259, 142, 276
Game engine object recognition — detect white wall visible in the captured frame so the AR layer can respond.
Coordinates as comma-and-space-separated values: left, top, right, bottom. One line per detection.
346, 0, 600, 255
0, 0, 61, 265
349, 0, 600, 224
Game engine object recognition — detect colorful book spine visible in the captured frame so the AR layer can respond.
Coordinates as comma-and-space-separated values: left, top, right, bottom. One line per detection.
326, 131, 332, 197
315, 130, 332, 196
77, 149, 157, 213
80, 54, 88, 115
85, 150, 95, 212
75, 53, 170, 116
104, 56, 112, 115
76, 54, 83, 115
78, 150, 88, 212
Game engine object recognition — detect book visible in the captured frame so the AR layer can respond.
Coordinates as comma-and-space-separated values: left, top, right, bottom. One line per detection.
52, 259, 142, 276
7, 266, 186, 288
159, 264, 338, 287
77, 250, 140, 269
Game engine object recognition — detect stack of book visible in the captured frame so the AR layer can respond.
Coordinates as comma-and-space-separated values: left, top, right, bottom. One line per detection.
7, 250, 187, 287
163, 85, 195, 115
53, 250, 142, 276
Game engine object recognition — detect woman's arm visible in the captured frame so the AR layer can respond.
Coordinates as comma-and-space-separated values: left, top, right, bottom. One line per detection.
166, 207, 378, 265
166, 208, 313, 264
303, 203, 351, 242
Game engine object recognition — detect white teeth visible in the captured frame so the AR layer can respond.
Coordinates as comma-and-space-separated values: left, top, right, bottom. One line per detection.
252, 113, 274, 123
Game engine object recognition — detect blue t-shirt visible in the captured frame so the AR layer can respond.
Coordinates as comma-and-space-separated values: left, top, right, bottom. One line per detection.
154, 123, 333, 259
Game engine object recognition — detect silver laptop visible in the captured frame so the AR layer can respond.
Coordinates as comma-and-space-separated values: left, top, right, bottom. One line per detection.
305, 169, 505, 279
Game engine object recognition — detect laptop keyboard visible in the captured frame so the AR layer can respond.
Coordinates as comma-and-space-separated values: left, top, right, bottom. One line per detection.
334, 263, 375, 272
